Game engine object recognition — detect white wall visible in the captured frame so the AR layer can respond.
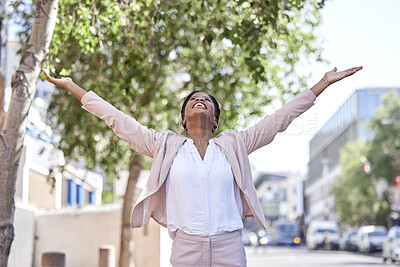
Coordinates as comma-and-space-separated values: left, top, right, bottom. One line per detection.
34, 204, 122, 267
8, 201, 36, 267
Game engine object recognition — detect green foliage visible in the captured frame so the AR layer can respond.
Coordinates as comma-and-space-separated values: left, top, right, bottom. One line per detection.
8, 0, 35, 45
102, 185, 115, 204
42, 0, 325, 178
332, 91, 400, 226
368, 91, 400, 183
332, 140, 388, 226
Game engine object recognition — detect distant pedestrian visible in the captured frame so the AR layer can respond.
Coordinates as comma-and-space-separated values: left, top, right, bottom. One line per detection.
43, 65, 362, 266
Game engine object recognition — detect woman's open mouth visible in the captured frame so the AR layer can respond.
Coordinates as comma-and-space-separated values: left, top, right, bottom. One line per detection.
193, 102, 206, 109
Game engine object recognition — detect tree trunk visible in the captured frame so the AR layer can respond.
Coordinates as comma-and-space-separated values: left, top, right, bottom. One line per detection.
0, 0, 59, 265
120, 153, 143, 267
0, 73, 4, 131
0, 0, 9, 132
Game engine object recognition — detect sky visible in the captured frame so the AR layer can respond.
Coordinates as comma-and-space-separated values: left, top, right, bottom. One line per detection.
248, 0, 400, 176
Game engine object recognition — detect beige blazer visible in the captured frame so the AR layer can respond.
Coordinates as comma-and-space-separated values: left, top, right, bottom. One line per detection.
81, 89, 316, 230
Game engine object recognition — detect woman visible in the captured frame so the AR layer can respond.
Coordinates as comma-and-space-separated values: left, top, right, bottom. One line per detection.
43, 66, 362, 266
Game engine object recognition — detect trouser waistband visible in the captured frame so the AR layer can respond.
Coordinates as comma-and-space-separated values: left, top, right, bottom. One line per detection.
175, 229, 242, 243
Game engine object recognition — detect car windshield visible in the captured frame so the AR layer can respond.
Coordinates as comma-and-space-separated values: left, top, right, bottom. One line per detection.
368, 231, 386, 237
346, 232, 357, 238
317, 229, 336, 234
278, 225, 295, 231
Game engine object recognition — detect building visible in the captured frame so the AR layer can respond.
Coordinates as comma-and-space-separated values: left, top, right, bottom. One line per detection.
305, 88, 400, 222
247, 171, 305, 229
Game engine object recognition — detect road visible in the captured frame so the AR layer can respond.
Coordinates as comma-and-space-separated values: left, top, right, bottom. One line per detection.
246, 245, 392, 267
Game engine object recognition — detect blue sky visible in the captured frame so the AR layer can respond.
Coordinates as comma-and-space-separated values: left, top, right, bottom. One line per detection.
248, 0, 400, 175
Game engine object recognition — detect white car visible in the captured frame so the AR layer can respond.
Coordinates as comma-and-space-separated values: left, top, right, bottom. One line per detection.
339, 229, 358, 251
382, 226, 400, 263
357, 225, 387, 253
306, 220, 340, 250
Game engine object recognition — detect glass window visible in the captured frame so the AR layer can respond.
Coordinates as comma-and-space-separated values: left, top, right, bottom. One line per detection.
67, 180, 77, 206
368, 231, 386, 237
358, 90, 385, 120
281, 188, 287, 201
89, 192, 96, 204
43, 90, 48, 99
77, 184, 84, 206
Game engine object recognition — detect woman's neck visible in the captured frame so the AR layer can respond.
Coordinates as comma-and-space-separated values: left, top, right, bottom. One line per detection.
185, 119, 213, 143
187, 127, 212, 143
187, 128, 212, 160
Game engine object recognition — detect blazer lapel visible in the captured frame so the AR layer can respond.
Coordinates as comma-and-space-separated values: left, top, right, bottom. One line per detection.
157, 134, 187, 188
214, 138, 244, 190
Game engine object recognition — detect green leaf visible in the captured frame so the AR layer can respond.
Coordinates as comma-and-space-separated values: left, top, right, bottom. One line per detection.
39, 70, 45, 81
59, 68, 71, 76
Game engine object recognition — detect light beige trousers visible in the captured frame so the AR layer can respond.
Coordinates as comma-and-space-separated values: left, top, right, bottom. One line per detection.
170, 229, 247, 267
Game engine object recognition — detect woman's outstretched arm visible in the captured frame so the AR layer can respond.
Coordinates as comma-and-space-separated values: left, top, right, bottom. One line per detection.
241, 66, 363, 154
42, 68, 87, 100
310, 66, 363, 97
41, 68, 161, 158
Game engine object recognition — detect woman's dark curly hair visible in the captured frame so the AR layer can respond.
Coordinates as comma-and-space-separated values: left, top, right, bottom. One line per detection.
180, 90, 220, 133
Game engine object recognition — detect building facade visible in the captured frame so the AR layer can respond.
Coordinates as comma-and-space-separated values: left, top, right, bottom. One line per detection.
253, 171, 305, 224
306, 88, 400, 222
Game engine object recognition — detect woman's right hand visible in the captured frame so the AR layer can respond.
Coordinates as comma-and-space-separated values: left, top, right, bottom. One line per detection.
42, 68, 87, 100
42, 68, 73, 88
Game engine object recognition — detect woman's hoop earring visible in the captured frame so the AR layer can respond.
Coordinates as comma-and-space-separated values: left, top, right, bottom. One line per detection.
212, 123, 218, 132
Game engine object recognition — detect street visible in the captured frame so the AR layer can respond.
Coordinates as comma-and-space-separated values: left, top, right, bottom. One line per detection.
246, 246, 391, 267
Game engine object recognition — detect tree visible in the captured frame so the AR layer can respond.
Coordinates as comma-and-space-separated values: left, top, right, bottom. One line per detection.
43, 0, 326, 266
0, 0, 59, 265
368, 91, 400, 183
0, 0, 9, 131
332, 91, 400, 227
332, 140, 388, 226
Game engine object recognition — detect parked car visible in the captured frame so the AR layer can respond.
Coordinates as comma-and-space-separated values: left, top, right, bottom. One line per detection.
339, 229, 358, 251
273, 220, 302, 246
306, 220, 340, 250
357, 225, 387, 253
382, 225, 400, 263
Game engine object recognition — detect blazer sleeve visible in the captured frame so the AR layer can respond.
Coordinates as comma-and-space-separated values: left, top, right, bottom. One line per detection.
81, 91, 159, 158
239, 89, 316, 154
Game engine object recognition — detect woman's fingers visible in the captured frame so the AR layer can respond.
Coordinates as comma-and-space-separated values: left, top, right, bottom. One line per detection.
344, 66, 363, 76
42, 68, 48, 79
42, 68, 71, 87
325, 66, 362, 84
339, 66, 363, 79
42, 68, 55, 83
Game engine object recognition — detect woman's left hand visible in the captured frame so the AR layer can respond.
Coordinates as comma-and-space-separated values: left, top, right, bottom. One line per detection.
323, 66, 363, 85
310, 66, 363, 97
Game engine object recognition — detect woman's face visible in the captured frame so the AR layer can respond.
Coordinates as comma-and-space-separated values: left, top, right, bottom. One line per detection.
183, 92, 216, 129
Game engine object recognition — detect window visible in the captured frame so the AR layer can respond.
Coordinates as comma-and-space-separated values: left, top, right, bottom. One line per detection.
77, 184, 84, 206
89, 192, 96, 205
68, 179, 85, 206
67, 179, 77, 206
281, 188, 287, 202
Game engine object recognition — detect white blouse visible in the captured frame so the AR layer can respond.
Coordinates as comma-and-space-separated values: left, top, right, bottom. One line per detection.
166, 138, 244, 237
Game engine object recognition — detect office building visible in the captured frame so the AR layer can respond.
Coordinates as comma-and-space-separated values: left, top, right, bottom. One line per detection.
306, 88, 400, 221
